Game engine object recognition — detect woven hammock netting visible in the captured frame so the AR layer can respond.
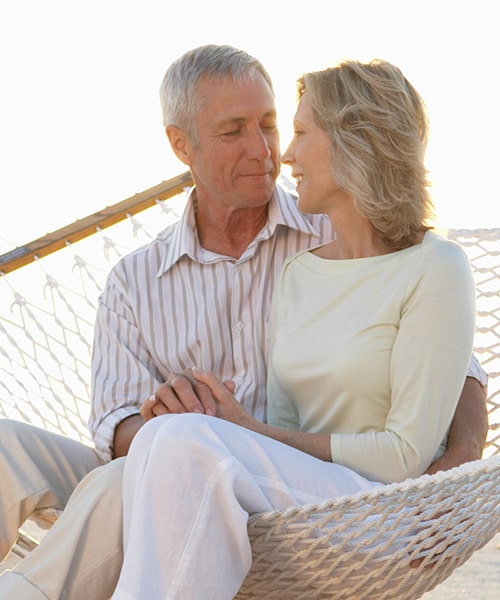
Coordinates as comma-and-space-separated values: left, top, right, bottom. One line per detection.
0, 185, 499, 457
1, 182, 500, 600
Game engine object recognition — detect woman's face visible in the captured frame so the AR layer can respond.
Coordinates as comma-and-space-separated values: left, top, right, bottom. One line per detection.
281, 90, 347, 215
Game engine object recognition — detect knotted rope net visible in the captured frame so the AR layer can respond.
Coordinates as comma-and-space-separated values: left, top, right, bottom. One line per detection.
1, 207, 499, 454
0, 189, 188, 443
1, 178, 499, 598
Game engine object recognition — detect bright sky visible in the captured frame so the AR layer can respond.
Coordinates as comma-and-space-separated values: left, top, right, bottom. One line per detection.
0, 0, 498, 254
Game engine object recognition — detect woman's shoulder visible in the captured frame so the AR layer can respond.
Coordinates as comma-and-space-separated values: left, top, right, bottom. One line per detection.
422, 229, 469, 260
420, 229, 472, 277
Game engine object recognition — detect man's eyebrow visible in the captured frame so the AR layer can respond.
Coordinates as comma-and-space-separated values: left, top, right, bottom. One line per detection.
216, 117, 247, 129
262, 109, 278, 120
215, 110, 278, 130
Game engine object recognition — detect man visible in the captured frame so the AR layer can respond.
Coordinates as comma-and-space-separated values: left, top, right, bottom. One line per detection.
0, 44, 488, 599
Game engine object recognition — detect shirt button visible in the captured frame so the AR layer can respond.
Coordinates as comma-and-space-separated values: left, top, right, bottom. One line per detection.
236, 322, 244, 330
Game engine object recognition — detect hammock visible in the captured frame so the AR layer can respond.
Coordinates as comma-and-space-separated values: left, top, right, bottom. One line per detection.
1, 173, 499, 598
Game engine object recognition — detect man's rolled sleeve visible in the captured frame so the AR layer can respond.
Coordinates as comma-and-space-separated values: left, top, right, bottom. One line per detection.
467, 354, 488, 391
93, 406, 141, 463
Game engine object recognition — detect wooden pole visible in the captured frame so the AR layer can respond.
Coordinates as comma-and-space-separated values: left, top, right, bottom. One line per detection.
0, 171, 193, 274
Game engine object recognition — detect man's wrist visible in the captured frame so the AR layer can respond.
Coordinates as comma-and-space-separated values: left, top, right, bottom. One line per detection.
442, 443, 482, 467
113, 414, 145, 458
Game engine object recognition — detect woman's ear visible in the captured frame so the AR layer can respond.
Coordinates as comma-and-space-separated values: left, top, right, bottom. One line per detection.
166, 125, 191, 165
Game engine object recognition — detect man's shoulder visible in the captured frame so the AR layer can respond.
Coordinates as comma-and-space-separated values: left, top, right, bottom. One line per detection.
112, 220, 179, 274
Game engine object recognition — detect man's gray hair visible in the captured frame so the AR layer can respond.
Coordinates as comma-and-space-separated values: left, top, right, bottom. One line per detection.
159, 45, 274, 143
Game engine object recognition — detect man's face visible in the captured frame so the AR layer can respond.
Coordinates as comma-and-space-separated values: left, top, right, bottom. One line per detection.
185, 75, 280, 210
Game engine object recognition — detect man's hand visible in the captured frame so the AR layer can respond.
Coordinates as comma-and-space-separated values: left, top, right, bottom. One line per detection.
113, 370, 219, 457
411, 378, 488, 567
141, 370, 218, 421
425, 446, 477, 476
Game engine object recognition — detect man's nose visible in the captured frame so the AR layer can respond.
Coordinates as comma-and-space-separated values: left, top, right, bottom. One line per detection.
247, 128, 271, 160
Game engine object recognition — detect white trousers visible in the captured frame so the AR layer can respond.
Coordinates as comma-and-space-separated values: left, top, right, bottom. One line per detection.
0, 418, 101, 561
0, 458, 124, 600
112, 414, 381, 600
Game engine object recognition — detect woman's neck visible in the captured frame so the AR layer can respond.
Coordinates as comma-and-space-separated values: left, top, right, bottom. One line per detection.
317, 206, 383, 259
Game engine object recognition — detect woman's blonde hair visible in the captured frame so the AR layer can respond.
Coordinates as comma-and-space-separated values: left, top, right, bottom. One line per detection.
298, 59, 435, 250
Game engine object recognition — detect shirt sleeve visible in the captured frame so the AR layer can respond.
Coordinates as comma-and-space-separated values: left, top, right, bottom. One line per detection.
88, 262, 163, 463
330, 240, 477, 483
467, 353, 488, 389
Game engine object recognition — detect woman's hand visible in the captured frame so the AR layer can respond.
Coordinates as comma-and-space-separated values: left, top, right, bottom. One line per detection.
191, 367, 257, 429
193, 367, 332, 461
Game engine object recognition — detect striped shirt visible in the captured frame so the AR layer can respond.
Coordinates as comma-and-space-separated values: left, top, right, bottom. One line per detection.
89, 184, 487, 463
89, 185, 333, 462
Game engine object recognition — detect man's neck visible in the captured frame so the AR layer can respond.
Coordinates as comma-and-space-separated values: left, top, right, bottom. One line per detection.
195, 204, 269, 258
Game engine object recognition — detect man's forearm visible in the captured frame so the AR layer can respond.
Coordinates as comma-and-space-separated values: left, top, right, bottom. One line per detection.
447, 376, 489, 459
113, 414, 145, 458
426, 376, 488, 474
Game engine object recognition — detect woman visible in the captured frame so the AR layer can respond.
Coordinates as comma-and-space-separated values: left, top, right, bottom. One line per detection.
111, 59, 476, 599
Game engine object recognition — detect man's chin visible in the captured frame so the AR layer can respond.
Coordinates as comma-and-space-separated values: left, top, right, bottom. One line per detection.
242, 177, 275, 198
245, 188, 275, 207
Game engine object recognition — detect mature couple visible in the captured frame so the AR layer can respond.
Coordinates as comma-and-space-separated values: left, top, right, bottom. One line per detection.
0, 45, 487, 598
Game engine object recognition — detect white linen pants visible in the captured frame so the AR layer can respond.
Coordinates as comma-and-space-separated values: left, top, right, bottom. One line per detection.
0, 457, 124, 600
0, 418, 101, 561
112, 414, 381, 600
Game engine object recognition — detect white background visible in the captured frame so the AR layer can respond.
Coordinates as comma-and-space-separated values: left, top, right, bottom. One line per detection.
0, 0, 498, 254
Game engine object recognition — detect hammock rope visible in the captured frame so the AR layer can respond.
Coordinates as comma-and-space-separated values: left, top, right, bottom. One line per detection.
1, 177, 499, 598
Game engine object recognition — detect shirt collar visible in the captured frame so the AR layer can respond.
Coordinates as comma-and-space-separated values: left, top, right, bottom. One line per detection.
156, 184, 324, 276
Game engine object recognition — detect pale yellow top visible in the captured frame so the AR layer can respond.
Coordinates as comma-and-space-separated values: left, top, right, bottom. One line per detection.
267, 231, 476, 484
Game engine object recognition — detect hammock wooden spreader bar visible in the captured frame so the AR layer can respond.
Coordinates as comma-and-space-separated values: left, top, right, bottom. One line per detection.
0, 174, 499, 597
0, 171, 193, 275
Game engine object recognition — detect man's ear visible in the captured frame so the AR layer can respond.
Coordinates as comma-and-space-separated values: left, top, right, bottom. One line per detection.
166, 125, 191, 165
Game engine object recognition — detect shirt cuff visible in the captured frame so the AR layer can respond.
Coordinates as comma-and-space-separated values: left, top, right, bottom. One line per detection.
467, 354, 488, 390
